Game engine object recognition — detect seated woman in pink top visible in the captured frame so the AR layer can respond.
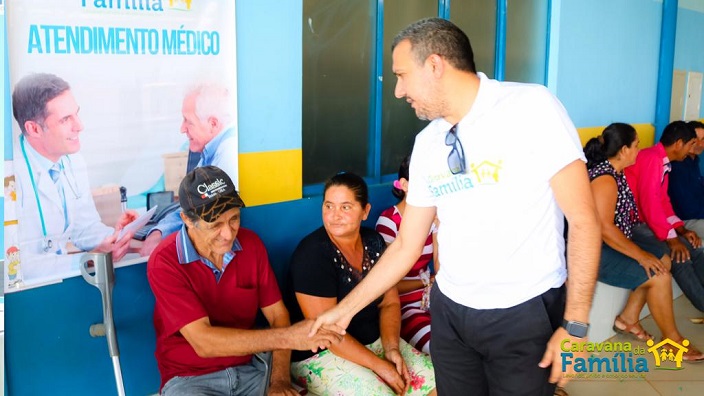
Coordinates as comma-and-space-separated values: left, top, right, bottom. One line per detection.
376, 156, 438, 354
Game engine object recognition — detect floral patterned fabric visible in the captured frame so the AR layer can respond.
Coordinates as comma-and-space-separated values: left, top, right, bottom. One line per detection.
588, 160, 640, 238
290, 338, 435, 396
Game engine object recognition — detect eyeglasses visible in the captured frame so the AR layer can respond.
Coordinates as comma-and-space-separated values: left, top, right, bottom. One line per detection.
445, 124, 466, 174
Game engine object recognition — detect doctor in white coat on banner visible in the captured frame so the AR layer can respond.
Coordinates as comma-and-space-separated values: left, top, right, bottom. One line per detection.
11, 73, 137, 284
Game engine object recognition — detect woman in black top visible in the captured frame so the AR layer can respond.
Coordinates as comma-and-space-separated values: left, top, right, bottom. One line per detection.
288, 173, 436, 396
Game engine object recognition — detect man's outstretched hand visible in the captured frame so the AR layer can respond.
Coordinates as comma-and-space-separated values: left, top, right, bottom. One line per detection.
308, 306, 350, 338
288, 319, 345, 352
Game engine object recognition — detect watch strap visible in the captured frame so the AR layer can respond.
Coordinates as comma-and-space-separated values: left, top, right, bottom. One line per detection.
562, 319, 589, 338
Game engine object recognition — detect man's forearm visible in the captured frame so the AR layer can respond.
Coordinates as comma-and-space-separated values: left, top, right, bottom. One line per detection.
268, 307, 293, 384
564, 219, 601, 323
337, 240, 419, 322
187, 325, 293, 358
550, 160, 601, 323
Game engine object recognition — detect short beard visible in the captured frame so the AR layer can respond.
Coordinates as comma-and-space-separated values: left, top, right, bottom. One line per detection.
415, 85, 447, 121
415, 100, 446, 122
415, 111, 430, 121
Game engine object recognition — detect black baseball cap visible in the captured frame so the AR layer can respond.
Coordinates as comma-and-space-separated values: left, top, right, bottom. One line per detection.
178, 166, 245, 222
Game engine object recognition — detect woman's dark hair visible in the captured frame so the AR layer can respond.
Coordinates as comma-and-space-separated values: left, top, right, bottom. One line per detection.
324, 172, 369, 207
583, 123, 637, 169
392, 155, 411, 200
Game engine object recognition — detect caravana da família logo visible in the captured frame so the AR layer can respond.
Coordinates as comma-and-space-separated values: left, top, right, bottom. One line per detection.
561, 339, 648, 379
560, 337, 690, 379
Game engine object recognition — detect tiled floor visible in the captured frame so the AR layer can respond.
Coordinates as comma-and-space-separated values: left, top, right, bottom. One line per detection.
563, 295, 704, 396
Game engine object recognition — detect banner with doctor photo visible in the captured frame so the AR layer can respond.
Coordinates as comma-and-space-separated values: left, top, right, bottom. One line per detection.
5, 0, 238, 289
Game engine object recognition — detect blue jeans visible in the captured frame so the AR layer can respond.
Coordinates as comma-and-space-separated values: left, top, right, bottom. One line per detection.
633, 224, 704, 312
599, 225, 668, 290
670, 246, 704, 312
161, 353, 269, 396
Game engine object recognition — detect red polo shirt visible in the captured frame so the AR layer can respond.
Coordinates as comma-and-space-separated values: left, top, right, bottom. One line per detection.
147, 227, 282, 389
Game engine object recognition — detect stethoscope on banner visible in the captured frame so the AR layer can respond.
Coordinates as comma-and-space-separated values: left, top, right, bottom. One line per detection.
20, 134, 82, 253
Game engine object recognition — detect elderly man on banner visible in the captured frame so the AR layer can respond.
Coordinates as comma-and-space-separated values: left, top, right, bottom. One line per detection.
140, 82, 238, 256
11, 72, 137, 283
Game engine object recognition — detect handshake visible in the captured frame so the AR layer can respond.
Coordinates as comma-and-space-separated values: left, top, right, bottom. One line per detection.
289, 318, 347, 352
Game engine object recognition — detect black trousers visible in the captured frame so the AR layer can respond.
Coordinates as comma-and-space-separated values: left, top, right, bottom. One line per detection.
430, 283, 565, 396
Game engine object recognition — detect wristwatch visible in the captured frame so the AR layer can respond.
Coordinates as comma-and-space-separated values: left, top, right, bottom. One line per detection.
562, 320, 589, 338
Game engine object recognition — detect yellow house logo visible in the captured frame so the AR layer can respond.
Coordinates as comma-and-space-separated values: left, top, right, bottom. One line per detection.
470, 160, 503, 184
646, 338, 688, 370
168, 0, 192, 10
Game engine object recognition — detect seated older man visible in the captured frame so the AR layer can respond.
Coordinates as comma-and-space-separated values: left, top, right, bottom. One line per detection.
147, 166, 342, 396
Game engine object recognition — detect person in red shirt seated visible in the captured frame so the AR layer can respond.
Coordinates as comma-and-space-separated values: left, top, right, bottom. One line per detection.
147, 166, 342, 396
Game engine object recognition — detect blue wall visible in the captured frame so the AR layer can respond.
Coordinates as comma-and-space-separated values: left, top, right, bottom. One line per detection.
236, 0, 302, 153
554, 0, 662, 128
6, 265, 158, 395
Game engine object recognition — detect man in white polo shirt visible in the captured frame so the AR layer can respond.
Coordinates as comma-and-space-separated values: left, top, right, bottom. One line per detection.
311, 18, 601, 396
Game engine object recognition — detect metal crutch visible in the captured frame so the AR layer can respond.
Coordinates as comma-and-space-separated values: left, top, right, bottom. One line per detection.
80, 252, 126, 396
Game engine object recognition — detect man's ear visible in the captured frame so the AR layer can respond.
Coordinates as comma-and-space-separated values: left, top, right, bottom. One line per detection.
207, 116, 221, 134
23, 120, 43, 137
180, 212, 193, 228
427, 54, 445, 77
